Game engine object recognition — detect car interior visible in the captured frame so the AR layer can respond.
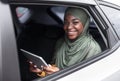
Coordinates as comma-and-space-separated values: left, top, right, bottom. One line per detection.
11, 5, 107, 81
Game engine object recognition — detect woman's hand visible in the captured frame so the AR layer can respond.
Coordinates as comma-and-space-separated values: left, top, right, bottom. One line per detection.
29, 61, 46, 77
29, 61, 42, 73
44, 64, 60, 75
29, 61, 60, 76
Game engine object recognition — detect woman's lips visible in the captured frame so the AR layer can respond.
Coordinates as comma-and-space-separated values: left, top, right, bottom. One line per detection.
67, 31, 76, 35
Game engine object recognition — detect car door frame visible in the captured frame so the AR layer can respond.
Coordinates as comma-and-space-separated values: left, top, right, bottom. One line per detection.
0, 1, 21, 81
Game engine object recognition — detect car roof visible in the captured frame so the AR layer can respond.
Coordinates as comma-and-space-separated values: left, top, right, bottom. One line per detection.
8, 0, 96, 5
43, 0, 96, 5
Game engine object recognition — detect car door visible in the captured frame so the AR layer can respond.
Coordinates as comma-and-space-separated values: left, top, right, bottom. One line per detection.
0, 1, 21, 81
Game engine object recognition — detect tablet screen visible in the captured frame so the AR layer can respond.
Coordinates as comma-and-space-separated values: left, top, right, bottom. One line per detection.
20, 49, 48, 69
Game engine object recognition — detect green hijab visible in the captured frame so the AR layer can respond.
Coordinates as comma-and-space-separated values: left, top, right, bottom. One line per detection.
55, 7, 101, 69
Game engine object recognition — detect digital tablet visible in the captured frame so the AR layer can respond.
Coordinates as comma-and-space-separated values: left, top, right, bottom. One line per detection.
20, 49, 48, 69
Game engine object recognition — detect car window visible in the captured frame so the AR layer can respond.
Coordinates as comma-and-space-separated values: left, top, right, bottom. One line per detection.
16, 7, 32, 24
100, 5, 120, 38
51, 6, 67, 22
11, 5, 107, 81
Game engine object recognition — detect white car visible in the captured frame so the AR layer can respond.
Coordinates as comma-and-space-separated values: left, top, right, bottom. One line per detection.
0, 0, 120, 81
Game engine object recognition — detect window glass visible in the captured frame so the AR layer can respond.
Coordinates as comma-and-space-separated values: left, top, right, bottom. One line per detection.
16, 7, 32, 24
51, 6, 67, 22
100, 5, 120, 38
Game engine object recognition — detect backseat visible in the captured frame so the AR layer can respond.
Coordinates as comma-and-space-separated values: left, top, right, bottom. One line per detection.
89, 27, 107, 51
17, 24, 64, 80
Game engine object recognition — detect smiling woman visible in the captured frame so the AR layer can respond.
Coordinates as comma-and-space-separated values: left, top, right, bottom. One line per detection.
54, 7, 102, 69
28, 7, 102, 78
8, 1, 108, 80
13, 5, 106, 80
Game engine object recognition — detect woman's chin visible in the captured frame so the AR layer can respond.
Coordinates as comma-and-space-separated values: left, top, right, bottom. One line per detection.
68, 36, 77, 40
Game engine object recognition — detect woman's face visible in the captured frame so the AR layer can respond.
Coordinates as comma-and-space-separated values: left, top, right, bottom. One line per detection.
64, 14, 84, 40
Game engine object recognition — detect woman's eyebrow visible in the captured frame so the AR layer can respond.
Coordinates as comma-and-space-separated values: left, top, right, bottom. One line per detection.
72, 18, 80, 21
64, 18, 79, 22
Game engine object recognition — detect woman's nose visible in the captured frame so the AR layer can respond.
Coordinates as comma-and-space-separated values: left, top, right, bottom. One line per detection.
68, 23, 73, 29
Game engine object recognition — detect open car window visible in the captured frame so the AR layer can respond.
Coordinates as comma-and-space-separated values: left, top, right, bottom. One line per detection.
11, 5, 107, 81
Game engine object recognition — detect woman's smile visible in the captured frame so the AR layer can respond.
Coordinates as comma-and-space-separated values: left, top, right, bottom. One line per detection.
67, 30, 77, 35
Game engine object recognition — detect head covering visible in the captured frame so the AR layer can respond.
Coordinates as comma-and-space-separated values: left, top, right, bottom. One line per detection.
55, 7, 101, 69
64, 7, 90, 36
65, 7, 89, 27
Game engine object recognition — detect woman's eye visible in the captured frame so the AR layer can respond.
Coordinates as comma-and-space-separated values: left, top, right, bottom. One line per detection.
73, 21, 79, 25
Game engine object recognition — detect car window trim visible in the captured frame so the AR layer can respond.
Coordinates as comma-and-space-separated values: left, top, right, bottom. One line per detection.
9, 0, 96, 6
98, 1, 120, 41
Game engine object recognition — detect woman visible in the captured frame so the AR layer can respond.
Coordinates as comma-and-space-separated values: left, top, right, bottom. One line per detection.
30, 7, 101, 76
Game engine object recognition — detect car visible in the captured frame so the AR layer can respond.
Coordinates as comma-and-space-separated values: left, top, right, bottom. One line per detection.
0, 0, 120, 81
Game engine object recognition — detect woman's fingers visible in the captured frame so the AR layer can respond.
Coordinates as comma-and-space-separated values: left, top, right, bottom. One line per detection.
43, 65, 60, 74
29, 61, 42, 73
28, 61, 59, 75
29, 61, 33, 64
30, 67, 42, 73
